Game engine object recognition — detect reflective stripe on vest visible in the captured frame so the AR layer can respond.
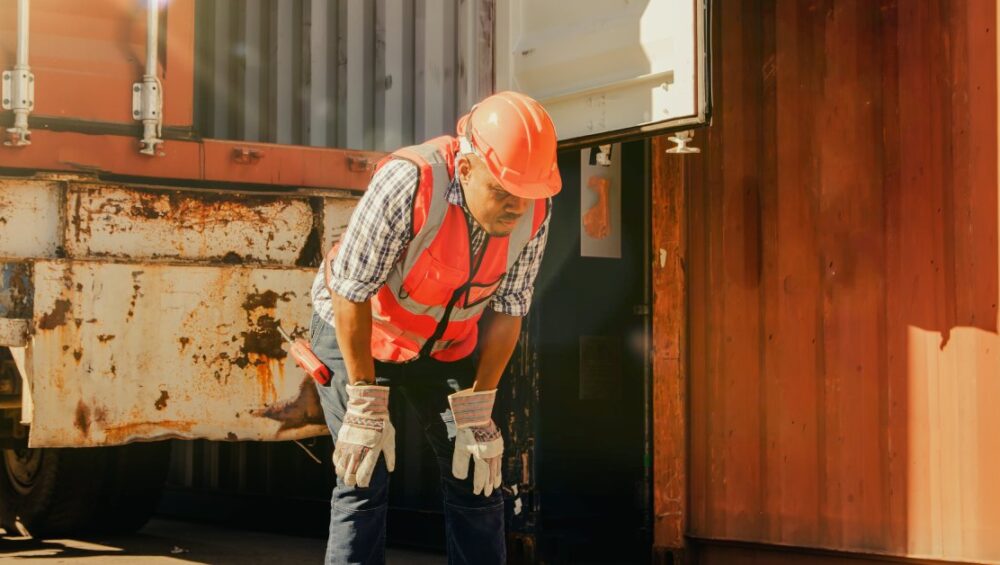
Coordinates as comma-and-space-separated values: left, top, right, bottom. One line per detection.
370, 137, 542, 362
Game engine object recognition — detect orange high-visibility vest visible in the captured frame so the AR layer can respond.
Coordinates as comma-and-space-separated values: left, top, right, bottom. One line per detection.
328, 136, 547, 363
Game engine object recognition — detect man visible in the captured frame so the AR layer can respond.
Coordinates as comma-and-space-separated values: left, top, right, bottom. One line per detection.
309, 91, 561, 564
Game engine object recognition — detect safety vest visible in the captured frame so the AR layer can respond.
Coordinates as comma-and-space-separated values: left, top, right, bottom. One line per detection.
327, 136, 547, 363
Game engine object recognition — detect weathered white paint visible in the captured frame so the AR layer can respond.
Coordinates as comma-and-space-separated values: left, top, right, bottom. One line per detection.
28, 260, 330, 448
0, 179, 62, 259
63, 184, 315, 265
321, 196, 358, 257
495, 0, 709, 142
0, 318, 29, 347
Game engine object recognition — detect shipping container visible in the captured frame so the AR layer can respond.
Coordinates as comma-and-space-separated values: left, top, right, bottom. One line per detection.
9, 0, 998, 564
680, 0, 1000, 564
0, 0, 711, 560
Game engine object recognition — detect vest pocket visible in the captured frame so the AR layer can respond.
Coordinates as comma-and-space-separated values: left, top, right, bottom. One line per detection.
463, 277, 504, 308
400, 250, 467, 305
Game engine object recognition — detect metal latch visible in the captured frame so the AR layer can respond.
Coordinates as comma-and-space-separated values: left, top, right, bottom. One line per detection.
132, 0, 163, 156
666, 130, 700, 154
3, 0, 32, 148
2, 69, 34, 147
232, 147, 264, 164
132, 77, 163, 156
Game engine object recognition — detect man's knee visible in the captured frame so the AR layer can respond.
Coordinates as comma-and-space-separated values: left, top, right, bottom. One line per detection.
332, 457, 392, 512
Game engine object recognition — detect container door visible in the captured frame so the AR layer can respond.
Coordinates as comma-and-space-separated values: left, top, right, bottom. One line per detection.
0, 0, 195, 132
495, 0, 710, 146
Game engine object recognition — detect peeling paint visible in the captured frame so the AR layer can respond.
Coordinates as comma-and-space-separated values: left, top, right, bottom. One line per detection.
64, 186, 315, 265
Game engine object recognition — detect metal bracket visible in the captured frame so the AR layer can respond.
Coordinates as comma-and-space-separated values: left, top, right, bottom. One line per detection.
132, 77, 163, 156
666, 130, 700, 154
2, 69, 34, 147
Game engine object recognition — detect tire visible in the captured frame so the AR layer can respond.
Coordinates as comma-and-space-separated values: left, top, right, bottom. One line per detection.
0, 442, 171, 537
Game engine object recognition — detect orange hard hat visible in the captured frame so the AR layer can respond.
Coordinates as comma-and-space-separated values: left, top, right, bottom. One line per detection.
456, 91, 561, 199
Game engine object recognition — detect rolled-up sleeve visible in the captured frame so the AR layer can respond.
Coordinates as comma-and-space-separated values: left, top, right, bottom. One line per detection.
489, 200, 552, 316
326, 160, 418, 302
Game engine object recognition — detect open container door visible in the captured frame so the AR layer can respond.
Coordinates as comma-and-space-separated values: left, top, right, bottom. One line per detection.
495, 0, 710, 147
494, 1, 710, 561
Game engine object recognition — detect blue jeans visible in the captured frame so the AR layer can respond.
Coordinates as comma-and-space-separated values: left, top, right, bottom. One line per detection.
309, 312, 506, 565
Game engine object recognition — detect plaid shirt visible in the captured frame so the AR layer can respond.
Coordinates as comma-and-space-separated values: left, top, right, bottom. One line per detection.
311, 156, 551, 327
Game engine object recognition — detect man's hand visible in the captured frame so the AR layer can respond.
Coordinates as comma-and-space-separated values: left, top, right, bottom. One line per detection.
449, 388, 503, 496
334, 383, 395, 488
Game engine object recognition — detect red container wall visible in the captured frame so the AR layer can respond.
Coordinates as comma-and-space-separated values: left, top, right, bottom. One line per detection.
0, 0, 195, 127
685, 0, 1000, 561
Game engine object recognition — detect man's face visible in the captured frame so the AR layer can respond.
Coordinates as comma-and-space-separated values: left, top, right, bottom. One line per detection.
458, 154, 531, 237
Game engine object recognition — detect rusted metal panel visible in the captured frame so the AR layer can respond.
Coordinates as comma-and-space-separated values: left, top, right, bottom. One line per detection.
0, 262, 33, 318
683, 0, 1000, 562
0, 179, 62, 259
0, 319, 29, 348
27, 260, 328, 448
63, 184, 314, 265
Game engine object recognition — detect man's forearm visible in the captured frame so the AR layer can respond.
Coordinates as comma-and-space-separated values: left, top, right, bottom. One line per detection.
473, 310, 522, 391
331, 293, 377, 385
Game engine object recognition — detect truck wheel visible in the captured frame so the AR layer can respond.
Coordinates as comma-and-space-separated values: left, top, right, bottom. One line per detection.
0, 442, 171, 537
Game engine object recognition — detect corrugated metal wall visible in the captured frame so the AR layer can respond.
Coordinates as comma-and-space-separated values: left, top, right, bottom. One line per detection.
685, 0, 1000, 562
192, 0, 494, 151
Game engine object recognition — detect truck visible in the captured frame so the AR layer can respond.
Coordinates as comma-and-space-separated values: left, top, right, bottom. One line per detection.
0, 0, 709, 559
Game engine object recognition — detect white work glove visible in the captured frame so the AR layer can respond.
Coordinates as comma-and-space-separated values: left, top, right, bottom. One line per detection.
448, 388, 503, 497
333, 383, 395, 488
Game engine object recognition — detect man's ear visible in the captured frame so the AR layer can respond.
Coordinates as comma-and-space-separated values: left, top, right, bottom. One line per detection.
457, 155, 473, 183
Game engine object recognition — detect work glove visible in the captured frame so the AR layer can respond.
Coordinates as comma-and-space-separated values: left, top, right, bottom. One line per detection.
448, 388, 503, 497
333, 383, 395, 488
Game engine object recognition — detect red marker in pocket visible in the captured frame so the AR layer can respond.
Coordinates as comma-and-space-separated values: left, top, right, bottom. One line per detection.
277, 326, 331, 386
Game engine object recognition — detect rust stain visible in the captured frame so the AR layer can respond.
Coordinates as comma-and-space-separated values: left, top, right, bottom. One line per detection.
254, 360, 278, 404
252, 375, 326, 431
226, 432, 238, 441
74, 400, 91, 436
242, 290, 294, 310
101, 420, 196, 445
93, 406, 108, 424
72, 348, 83, 362
97, 334, 115, 343
128, 270, 144, 319
154, 390, 169, 411
179, 336, 190, 351
37, 298, 72, 330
